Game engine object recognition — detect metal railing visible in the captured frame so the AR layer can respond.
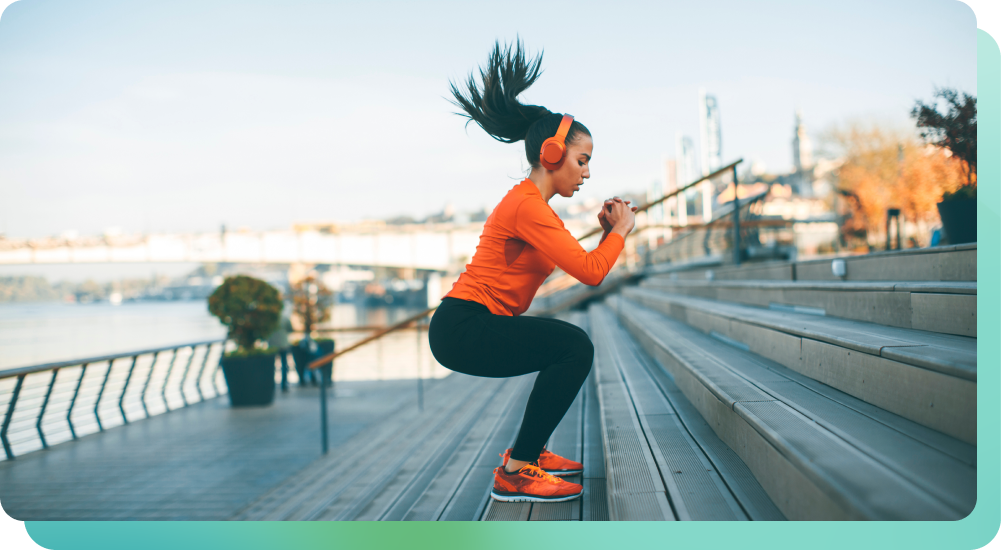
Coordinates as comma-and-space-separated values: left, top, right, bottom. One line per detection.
0, 340, 226, 461
530, 160, 755, 314
306, 308, 435, 453
297, 160, 753, 453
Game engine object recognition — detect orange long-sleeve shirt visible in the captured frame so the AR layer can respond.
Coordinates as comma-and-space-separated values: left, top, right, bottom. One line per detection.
444, 178, 625, 316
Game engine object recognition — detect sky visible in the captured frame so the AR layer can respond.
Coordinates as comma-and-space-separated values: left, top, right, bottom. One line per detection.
0, 0, 978, 241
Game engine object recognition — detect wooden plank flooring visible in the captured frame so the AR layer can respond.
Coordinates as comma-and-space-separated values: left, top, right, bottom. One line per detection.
1, 305, 791, 522
0, 379, 425, 520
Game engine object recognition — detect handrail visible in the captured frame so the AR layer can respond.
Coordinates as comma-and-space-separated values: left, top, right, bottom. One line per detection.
0, 339, 225, 380
307, 306, 437, 369
304, 160, 745, 369
530, 187, 773, 317
575, 159, 743, 241
293, 326, 402, 334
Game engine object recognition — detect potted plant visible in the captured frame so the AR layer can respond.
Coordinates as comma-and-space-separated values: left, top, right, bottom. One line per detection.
208, 275, 283, 406
911, 87, 977, 244
289, 274, 335, 386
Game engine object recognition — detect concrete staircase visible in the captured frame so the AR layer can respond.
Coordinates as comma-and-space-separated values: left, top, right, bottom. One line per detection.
228, 245, 976, 521
582, 244, 976, 520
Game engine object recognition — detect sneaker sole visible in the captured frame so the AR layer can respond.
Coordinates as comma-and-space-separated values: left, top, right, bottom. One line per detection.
490, 491, 582, 503
545, 469, 582, 476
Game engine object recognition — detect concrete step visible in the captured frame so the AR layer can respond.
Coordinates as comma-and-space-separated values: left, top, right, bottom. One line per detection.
610, 295, 975, 520
659, 243, 976, 283
588, 301, 675, 520
639, 278, 976, 337
588, 304, 784, 521
481, 311, 592, 522
620, 286, 976, 444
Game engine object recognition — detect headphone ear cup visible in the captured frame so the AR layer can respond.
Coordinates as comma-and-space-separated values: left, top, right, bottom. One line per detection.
539, 139, 566, 169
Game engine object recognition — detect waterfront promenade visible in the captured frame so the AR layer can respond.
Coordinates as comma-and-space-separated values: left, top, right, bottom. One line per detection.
0, 244, 979, 522
0, 379, 426, 520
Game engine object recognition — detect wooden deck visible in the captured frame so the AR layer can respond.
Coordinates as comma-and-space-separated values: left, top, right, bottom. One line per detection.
0, 379, 429, 520
5, 270, 964, 521
0, 310, 782, 522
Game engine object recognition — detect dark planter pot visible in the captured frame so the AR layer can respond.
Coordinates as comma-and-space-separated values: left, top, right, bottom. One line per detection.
290, 346, 311, 385
220, 352, 276, 406
937, 199, 977, 245
291, 340, 335, 386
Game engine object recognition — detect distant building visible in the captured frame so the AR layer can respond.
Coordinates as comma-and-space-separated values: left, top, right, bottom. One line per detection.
792, 109, 815, 196
675, 134, 698, 226
647, 179, 664, 225
662, 159, 678, 228
699, 89, 722, 176
699, 89, 721, 221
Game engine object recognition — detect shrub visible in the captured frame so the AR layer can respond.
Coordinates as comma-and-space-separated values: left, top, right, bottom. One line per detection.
208, 275, 283, 354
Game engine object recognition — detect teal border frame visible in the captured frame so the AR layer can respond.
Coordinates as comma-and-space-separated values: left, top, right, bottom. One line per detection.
10, 24, 1001, 550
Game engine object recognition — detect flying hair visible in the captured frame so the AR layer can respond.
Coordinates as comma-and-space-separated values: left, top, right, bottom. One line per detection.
449, 39, 591, 169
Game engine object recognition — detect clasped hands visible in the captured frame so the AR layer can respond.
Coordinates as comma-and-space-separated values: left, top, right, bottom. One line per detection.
597, 196, 638, 236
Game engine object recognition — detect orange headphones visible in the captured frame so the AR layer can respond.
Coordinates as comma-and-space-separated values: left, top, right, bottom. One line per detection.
539, 114, 574, 170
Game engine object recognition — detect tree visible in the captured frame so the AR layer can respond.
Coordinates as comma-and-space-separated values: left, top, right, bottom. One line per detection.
827, 122, 967, 249
910, 88, 977, 189
290, 274, 334, 336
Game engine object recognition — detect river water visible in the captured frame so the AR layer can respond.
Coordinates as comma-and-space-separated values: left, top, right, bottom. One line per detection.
0, 301, 449, 381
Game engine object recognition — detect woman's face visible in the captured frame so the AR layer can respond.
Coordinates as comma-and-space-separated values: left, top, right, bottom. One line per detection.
552, 134, 593, 198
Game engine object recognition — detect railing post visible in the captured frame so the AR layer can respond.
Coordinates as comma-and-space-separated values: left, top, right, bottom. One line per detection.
416, 317, 424, 412
140, 352, 158, 418
93, 359, 115, 432
67, 363, 88, 440
178, 346, 197, 406
319, 365, 329, 454
118, 355, 139, 425
37, 368, 59, 449
213, 344, 226, 396
1, 374, 25, 460
194, 344, 212, 402
732, 164, 741, 266
161, 348, 179, 410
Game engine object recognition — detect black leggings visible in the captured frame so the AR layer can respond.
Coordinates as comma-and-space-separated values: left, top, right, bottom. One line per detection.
428, 297, 593, 462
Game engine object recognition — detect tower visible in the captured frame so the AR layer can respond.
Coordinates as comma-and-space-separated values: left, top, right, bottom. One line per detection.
698, 89, 721, 221
675, 133, 697, 226
663, 158, 678, 236
793, 109, 813, 173
699, 89, 722, 176
792, 109, 814, 195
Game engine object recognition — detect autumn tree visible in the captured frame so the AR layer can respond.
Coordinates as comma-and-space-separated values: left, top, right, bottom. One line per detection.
826, 122, 966, 249
289, 274, 334, 337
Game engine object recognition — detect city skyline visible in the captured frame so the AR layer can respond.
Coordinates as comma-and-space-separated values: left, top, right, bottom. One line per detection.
0, 0, 978, 242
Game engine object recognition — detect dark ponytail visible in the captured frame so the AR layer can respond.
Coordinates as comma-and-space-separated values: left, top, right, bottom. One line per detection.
449, 39, 591, 169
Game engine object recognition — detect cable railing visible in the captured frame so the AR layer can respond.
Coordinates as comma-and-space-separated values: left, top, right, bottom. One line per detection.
0, 340, 226, 461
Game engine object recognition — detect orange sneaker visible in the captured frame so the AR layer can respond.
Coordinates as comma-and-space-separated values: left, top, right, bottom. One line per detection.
501, 447, 583, 476
491, 462, 583, 503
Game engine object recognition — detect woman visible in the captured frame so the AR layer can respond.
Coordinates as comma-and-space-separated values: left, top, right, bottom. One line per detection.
428, 41, 636, 504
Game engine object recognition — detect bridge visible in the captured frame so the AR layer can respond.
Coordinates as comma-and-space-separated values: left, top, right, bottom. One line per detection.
0, 219, 594, 271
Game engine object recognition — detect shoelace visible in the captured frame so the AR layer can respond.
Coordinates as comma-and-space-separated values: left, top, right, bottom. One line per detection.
517, 463, 563, 484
